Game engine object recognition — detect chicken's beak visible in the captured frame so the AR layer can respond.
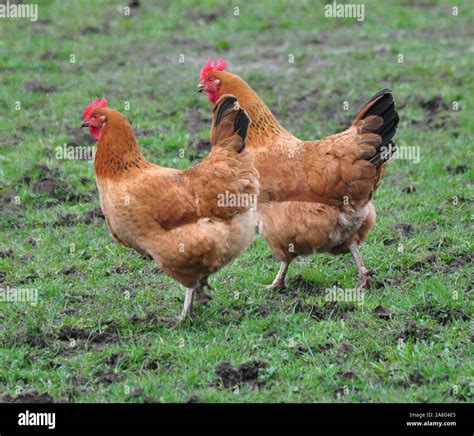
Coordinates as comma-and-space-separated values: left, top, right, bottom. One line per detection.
80, 121, 89, 128
197, 83, 205, 93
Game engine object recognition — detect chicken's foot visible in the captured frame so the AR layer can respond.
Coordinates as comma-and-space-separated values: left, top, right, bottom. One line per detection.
265, 261, 289, 290
349, 242, 373, 290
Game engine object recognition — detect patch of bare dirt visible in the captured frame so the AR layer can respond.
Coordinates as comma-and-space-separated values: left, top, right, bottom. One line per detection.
187, 10, 219, 26
29, 164, 92, 203
293, 300, 355, 321
83, 207, 105, 223
412, 95, 455, 131
409, 252, 472, 274
409, 254, 439, 272
57, 324, 117, 344
55, 214, 81, 227
215, 360, 269, 389
187, 137, 211, 160
186, 107, 212, 131
134, 127, 161, 137
105, 353, 131, 371
397, 320, 432, 342
22, 80, 57, 93
0, 133, 23, 147
420, 96, 450, 114
0, 390, 55, 403
66, 128, 96, 148
94, 371, 122, 385
286, 274, 323, 294
413, 303, 470, 325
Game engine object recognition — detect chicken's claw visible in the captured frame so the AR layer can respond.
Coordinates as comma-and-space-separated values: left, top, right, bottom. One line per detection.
264, 282, 287, 291
357, 269, 375, 290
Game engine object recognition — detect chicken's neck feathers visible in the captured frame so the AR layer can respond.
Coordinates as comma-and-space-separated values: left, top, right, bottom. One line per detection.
227, 77, 297, 146
94, 114, 150, 178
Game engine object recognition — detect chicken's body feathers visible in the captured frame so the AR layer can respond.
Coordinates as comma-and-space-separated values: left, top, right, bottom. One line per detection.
202, 69, 399, 288
92, 96, 258, 303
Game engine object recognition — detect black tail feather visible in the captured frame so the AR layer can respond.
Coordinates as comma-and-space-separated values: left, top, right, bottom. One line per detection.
358, 89, 399, 165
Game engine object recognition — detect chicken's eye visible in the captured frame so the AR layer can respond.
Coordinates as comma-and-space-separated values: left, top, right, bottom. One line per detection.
208, 77, 214, 82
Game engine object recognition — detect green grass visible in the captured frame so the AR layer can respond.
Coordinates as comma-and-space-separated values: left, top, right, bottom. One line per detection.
0, 0, 472, 403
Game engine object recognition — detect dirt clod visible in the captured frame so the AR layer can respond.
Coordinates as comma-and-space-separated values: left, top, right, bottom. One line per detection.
186, 395, 201, 403
215, 360, 268, 389
389, 223, 414, 235
402, 183, 417, 194
106, 352, 127, 366
375, 279, 386, 289
126, 387, 142, 399
144, 359, 159, 370
382, 237, 398, 246
61, 266, 83, 278
0, 249, 13, 259
446, 164, 468, 175
398, 320, 432, 342
338, 342, 353, 355
83, 207, 105, 223
340, 370, 357, 380
373, 305, 393, 320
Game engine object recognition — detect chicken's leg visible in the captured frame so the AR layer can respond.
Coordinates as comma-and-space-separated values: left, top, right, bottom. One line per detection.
266, 261, 290, 290
349, 242, 372, 290
195, 276, 213, 305
178, 287, 195, 322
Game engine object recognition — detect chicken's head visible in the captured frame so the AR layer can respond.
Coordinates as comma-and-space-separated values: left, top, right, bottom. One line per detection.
198, 57, 229, 104
81, 97, 108, 141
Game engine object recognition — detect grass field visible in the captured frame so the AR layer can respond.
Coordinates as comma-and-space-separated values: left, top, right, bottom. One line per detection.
0, 0, 472, 403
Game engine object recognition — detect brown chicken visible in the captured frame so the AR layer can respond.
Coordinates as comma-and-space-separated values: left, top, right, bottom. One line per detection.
198, 58, 399, 290
81, 95, 259, 320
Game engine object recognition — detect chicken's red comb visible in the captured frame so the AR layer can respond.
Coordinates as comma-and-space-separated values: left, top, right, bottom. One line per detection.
83, 97, 108, 119
199, 57, 228, 82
